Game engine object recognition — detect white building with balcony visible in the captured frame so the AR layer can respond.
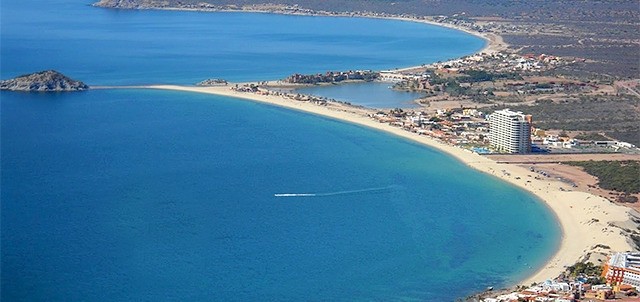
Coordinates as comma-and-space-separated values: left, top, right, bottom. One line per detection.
488, 109, 532, 153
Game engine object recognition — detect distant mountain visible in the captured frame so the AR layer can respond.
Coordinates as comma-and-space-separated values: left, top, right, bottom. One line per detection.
0, 70, 89, 92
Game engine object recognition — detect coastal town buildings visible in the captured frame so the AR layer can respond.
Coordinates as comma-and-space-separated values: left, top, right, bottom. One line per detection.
488, 109, 532, 153
478, 272, 639, 301
603, 252, 640, 288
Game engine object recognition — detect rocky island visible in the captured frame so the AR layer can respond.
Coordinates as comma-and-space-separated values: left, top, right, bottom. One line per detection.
0, 70, 89, 92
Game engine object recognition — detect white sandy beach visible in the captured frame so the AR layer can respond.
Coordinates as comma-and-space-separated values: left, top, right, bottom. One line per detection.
386, 16, 507, 54
144, 84, 634, 286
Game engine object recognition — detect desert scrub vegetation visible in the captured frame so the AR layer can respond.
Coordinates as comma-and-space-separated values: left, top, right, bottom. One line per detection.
507, 95, 639, 145
566, 160, 640, 194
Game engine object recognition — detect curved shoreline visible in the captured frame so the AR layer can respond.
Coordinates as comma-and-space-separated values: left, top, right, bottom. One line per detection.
89, 2, 630, 289
132, 84, 633, 288
93, 4, 505, 72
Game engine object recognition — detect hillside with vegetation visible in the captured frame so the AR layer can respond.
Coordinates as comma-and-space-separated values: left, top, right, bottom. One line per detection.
507, 96, 640, 146
566, 160, 640, 195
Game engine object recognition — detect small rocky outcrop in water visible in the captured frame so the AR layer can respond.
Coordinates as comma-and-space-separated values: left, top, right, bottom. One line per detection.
0, 70, 89, 92
196, 78, 228, 86
93, 0, 168, 9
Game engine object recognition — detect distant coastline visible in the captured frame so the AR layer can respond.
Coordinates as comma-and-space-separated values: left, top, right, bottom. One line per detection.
91, 1, 507, 69
91, 0, 633, 290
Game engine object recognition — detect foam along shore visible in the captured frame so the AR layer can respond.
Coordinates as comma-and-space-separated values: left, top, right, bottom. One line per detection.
142, 84, 633, 286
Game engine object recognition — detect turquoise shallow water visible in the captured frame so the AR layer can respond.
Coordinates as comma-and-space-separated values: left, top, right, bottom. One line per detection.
1, 1, 560, 301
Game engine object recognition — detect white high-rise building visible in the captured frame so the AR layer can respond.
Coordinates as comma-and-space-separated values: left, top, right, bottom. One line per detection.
488, 109, 532, 153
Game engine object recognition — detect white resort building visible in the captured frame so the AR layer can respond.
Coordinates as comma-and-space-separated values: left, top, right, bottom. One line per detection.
488, 109, 532, 154
603, 252, 640, 288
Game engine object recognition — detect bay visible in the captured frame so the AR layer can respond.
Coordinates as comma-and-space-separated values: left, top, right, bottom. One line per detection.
1, 1, 559, 301
1, 0, 485, 85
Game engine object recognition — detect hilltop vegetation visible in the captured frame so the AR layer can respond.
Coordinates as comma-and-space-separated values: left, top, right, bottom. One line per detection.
574, 132, 610, 142
506, 96, 640, 146
566, 161, 640, 195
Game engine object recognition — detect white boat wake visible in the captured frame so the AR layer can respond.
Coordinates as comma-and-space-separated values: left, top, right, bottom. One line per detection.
273, 193, 317, 197
274, 186, 396, 197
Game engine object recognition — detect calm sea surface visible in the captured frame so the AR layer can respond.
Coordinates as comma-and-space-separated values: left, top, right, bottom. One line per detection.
295, 82, 425, 109
1, 0, 560, 301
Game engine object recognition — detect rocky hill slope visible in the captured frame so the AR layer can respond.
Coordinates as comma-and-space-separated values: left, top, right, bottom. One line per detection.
0, 70, 89, 92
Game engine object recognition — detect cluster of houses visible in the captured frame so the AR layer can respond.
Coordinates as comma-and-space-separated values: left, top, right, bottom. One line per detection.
482, 253, 640, 302
482, 282, 636, 302
230, 83, 638, 155
532, 130, 637, 151
430, 52, 566, 75
369, 107, 637, 154
232, 83, 331, 106
283, 70, 379, 84
382, 52, 567, 85
382, 51, 580, 103
369, 107, 491, 146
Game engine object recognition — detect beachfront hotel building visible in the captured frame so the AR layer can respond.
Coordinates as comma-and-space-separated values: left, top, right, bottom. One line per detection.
603, 252, 640, 289
488, 109, 532, 154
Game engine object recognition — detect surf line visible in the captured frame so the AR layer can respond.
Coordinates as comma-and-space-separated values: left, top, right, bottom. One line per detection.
274, 186, 396, 197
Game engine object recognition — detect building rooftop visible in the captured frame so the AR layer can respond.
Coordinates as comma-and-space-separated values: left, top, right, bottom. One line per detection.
493, 108, 525, 116
609, 252, 640, 269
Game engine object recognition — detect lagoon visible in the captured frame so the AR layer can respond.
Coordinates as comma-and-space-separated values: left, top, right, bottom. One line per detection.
295, 81, 425, 109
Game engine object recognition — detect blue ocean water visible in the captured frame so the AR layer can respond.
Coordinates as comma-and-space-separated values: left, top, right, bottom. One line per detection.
1, 0, 484, 85
1, 0, 560, 301
295, 82, 425, 108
